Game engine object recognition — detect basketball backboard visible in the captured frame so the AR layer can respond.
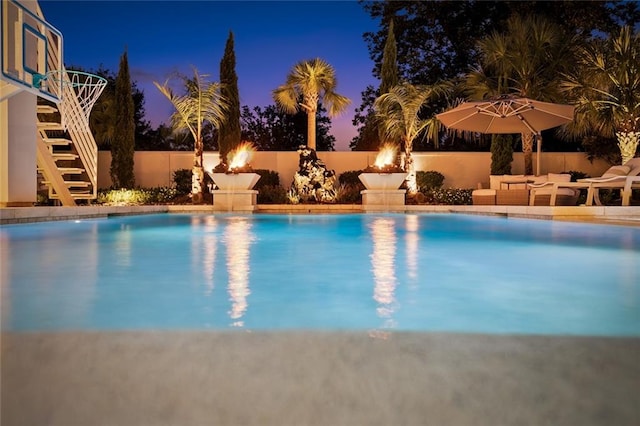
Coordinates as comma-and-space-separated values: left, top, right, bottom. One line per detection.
1, 0, 63, 103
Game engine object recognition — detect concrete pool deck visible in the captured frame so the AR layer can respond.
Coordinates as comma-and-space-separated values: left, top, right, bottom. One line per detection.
1, 204, 639, 225
2, 331, 639, 425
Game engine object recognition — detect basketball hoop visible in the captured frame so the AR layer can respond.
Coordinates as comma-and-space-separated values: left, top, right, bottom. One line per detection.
42, 70, 108, 122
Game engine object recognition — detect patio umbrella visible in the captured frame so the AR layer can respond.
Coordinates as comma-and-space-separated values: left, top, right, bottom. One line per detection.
436, 96, 575, 175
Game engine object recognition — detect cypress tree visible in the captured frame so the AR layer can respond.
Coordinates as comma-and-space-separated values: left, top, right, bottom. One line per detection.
379, 18, 399, 95
377, 18, 400, 146
110, 50, 135, 188
490, 134, 513, 175
218, 31, 241, 161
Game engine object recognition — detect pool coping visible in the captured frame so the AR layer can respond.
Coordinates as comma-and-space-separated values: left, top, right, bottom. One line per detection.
1, 204, 639, 226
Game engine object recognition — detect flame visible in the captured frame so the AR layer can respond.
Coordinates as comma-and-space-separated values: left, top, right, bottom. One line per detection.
374, 144, 398, 169
228, 142, 256, 170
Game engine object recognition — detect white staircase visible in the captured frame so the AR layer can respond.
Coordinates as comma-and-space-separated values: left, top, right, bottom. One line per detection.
36, 78, 100, 205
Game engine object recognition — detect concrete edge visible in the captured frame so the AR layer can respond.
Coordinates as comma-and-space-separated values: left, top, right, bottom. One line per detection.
1, 204, 639, 226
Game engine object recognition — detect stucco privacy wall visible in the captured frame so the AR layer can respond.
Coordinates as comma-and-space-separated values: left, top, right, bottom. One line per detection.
97, 151, 611, 190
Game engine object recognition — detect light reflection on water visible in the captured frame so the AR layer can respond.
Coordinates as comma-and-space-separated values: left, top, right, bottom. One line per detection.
1, 213, 639, 335
369, 217, 398, 328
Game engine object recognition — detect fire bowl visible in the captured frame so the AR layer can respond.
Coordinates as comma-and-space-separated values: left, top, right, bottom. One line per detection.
358, 173, 407, 190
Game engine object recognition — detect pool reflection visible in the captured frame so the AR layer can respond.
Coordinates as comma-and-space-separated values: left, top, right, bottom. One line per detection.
222, 217, 256, 327
369, 217, 398, 328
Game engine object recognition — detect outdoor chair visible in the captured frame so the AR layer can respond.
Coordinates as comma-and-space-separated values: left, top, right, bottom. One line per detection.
533, 158, 640, 206
528, 173, 579, 206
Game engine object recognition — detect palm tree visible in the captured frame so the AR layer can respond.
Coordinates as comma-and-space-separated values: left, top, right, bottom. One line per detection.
466, 15, 575, 175
561, 25, 640, 164
374, 82, 448, 194
154, 68, 227, 203
273, 58, 350, 150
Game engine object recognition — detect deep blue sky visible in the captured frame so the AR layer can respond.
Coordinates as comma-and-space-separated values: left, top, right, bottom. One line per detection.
39, 0, 380, 150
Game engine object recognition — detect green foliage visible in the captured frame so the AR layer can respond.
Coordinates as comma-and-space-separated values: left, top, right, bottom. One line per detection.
416, 170, 444, 190
273, 58, 350, 150
241, 104, 336, 151
97, 187, 178, 205
173, 169, 192, 194
564, 170, 590, 181
338, 170, 366, 186
254, 169, 280, 188
333, 184, 363, 204
110, 51, 136, 188
218, 31, 241, 159
256, 185, 288, 204
490, 134, 513, 175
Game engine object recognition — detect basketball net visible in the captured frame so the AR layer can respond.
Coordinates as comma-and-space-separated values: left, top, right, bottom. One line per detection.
44, 70, 108, 123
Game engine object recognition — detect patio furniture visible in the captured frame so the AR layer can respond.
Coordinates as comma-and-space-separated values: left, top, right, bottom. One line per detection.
472, 189, 496, 205
528, 173, 580, 206
535, 159, 640, 206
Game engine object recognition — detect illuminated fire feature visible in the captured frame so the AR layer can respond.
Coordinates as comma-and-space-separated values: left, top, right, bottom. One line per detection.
228, 142, 256, 172
374, 144, 398, 170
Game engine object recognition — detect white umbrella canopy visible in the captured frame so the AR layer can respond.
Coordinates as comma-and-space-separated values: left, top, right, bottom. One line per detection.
436, 96, 575, 174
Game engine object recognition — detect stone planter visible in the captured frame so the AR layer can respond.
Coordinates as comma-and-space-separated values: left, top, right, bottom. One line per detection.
358, 173, 408, 209
210, 173, 261, 211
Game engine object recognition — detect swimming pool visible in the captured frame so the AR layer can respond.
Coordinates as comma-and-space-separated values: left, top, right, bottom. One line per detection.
2, 213, 639, 335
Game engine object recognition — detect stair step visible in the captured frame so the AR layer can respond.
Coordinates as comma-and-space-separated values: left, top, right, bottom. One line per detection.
37, 121, 65, 130
37, 105, 58, 114
42, 137, 71, 146
50, 192, 94, 200
57, 167, 85, 175
52, 153, 79, 161
43, 180, 91, 188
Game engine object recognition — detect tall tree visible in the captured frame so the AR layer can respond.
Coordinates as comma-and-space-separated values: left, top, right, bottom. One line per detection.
562, 26, 640, 164
374, 82, 448, 193
110, 51, 135, 188
78, 65, 148, 150
352, 18, 400, 151
273, 58, 350, 150
218, 31, 241, 161
465, 15, 576, 174
353, 0, 640, 151
154, 69, 227, 203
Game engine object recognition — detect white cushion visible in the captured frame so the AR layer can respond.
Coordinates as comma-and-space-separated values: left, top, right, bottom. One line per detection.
547, 173, 571, 182
601, 165, 630, 178
623, 157, 640, 169
501, 174, 526, 182
532, 176, 548, 185
532, 187, 576, 196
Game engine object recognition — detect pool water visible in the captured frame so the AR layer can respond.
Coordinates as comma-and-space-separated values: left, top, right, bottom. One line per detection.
1, 213, 639, 335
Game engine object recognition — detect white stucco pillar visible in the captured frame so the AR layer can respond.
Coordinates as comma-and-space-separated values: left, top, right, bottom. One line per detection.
0, 91, 37, 207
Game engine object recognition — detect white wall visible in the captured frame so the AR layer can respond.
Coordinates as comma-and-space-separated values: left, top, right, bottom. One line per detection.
98, 151, 611, 190
0, 91, 37, 206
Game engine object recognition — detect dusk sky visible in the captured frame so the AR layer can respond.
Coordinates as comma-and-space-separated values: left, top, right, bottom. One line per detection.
39, 0, 381, 150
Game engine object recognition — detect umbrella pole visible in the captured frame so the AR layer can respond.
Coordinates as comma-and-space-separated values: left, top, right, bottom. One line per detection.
536, 134, 541, 176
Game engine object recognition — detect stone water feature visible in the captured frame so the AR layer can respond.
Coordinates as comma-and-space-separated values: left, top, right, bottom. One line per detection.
290, 145, 337, 203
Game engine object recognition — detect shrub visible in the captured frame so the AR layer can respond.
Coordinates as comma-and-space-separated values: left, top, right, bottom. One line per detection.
173, 169, 192, 194
338, 170, 365, 186
254, 169, 280, 189
333, 183, 363, 204
490, 134, 513, 175
97, 187, 178, 205
257, 185, 288, 204
564, 170, 590, 182
416, 171, 445, 191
